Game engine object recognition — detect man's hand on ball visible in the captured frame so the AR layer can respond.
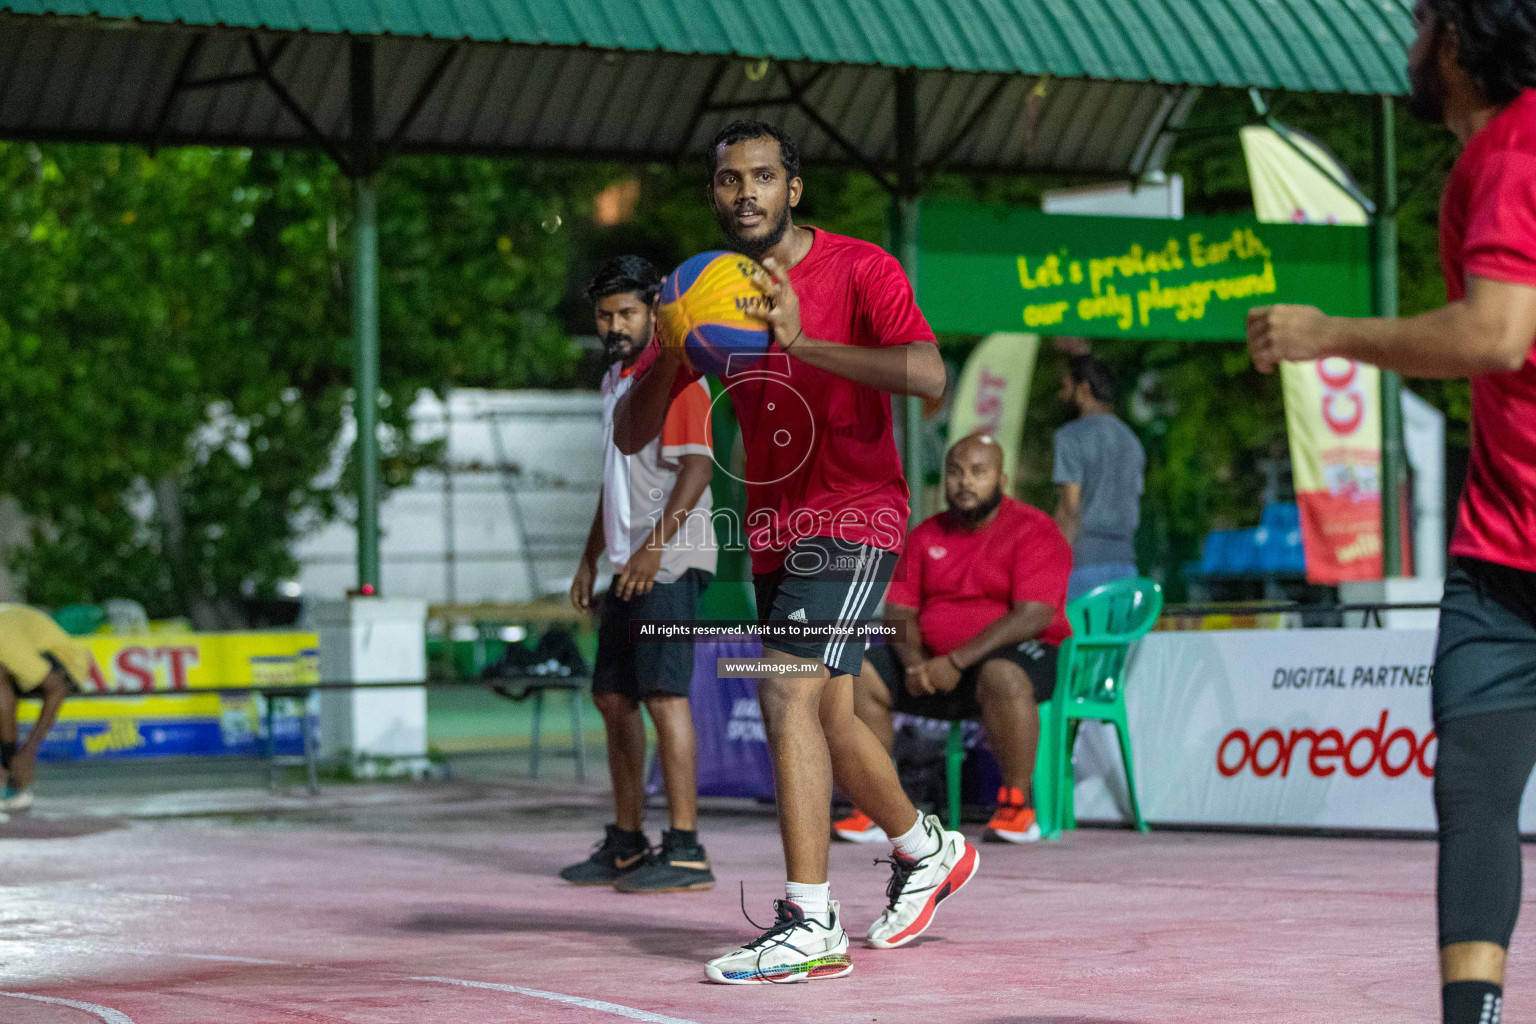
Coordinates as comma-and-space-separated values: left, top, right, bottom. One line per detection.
755, 257, 803, 351
1246, 304, 1332, 373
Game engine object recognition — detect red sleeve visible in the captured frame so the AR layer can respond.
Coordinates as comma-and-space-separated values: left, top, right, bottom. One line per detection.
884, 521, 925, 608
1463, 151, 1536, 288
1011, 517, 1072, 611
632, 338, 702, 402
661, 379, 714, 458
857, 250, 937, 347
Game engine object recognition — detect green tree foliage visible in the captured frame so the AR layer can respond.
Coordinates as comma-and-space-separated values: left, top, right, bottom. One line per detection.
0, 143, 602, 623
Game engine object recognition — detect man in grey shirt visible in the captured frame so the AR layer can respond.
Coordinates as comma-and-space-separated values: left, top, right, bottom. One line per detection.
1052, 355, 1145, 601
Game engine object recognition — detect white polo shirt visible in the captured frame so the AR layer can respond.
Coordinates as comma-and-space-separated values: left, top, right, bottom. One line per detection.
600, 363, 718, 584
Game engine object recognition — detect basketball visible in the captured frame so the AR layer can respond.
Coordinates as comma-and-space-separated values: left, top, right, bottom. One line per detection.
657, 250, 774, 376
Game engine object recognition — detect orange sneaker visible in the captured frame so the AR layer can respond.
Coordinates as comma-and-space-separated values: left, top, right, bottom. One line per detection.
985, 786, 1041, 843
832, 808, 889, 844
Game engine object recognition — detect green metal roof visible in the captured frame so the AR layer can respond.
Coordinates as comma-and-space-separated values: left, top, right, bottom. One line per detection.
0, 1, 1411, 179
4, 0, 1412, 94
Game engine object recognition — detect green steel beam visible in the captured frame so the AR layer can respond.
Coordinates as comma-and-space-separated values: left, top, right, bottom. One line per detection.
1373, 94, 1405, 578
892, 69, 925, 526
351, 38, 382, 591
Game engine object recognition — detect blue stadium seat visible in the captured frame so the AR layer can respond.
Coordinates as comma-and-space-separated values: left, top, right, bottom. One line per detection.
1225, 528, 1262, 575
1199, 530, 1236, 576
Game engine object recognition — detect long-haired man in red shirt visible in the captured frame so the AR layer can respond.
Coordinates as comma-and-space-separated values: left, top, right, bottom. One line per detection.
615, 120, 979, 984
1248, 4, 1536, 1020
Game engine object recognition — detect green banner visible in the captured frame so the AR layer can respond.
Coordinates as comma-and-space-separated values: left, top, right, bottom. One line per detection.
917, 200, 1372, 341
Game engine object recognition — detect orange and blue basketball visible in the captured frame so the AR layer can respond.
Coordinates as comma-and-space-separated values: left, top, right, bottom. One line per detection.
657, 251, 773, 377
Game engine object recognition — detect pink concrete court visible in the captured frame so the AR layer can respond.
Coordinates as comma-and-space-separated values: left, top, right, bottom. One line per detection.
0, 781, 1521, 1023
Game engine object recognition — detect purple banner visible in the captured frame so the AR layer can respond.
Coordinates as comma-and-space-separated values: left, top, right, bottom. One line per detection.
648, 633, 775, 800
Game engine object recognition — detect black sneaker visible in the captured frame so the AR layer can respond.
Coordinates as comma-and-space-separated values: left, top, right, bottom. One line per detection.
559, 825, 653, 885
615, 828, 716, 893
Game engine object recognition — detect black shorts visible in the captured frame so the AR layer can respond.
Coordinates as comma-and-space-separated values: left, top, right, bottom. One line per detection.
1433, 556, 1536, 725
752, 537, 898, 677
593, 568, 711, 702
865, 639, 1059, 720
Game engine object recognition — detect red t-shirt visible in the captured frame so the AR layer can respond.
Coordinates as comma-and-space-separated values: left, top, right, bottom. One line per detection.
885, 497, 1073, 655
649, 228, 936, 573
1441, 89, 1536, 573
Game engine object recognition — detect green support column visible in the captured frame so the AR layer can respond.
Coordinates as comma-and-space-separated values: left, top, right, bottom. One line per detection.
892, 69, 924, 525
351, 40, 381, 591
1373, 95, 1406, 578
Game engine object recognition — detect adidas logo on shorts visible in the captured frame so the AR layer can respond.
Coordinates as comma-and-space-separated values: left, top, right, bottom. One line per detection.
788, 608, 808, 622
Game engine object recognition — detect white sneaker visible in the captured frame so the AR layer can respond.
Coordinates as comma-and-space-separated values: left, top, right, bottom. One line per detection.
866, 813, 980, 949
0, 787, 33, 813
704, 899, 853, 984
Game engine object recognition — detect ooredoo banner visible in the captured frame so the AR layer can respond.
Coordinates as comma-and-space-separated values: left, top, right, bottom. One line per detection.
1071, 629, 1536, 831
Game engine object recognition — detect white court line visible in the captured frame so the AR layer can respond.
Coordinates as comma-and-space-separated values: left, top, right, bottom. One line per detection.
111, 950, 288, 966
0, 991, 136, 1024
2, 942, 704, 1024
413, 977, 702, 1024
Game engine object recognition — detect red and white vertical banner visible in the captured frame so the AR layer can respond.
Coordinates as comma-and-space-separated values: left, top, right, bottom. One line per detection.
1240, 124, 1386, 582
946, 332, 1040, 487
1283, 358, 1384, 582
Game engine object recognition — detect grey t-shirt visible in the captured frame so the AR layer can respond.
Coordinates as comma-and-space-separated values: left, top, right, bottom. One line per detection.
1052, 413, 1145, 568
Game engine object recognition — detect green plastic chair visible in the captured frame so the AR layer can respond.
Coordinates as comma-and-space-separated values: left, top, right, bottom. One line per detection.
1035, 576, 1163, 839
944, 721, 967, 830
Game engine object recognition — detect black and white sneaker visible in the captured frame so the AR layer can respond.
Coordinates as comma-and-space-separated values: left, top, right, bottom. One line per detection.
559, 824, 653, 885
615, 828, 715, 893
704, 899, 852, 984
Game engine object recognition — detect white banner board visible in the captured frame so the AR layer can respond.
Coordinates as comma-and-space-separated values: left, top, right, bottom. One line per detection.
1074, 629, 1536, 831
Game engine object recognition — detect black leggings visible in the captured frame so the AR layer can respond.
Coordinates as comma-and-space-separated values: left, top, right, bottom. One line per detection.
1436, 706, 1536, 948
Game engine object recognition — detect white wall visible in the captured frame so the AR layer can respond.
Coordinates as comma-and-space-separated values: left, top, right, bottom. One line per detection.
293, 389, 605, 604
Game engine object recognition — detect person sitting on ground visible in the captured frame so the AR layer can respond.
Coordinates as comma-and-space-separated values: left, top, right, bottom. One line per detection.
0, 604, 90, 814
835, 434, 1072, 844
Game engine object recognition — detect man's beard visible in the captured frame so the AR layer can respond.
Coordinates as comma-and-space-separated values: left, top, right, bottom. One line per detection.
601, 331, 641, 365
1406, 25, 1448, 124
948, 486, 1004, 528
718, 203, 791, 261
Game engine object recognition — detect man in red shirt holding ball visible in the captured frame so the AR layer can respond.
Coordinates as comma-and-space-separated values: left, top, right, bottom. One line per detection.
1248, 4, 1536, 1020
616, 120, 977, 985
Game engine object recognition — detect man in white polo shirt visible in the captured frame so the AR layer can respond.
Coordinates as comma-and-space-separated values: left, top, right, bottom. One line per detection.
565, 255, 718, 894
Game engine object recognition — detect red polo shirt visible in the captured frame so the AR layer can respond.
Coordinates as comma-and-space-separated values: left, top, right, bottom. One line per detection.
885, 497, 1073, 655
641, 228, 936, 573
